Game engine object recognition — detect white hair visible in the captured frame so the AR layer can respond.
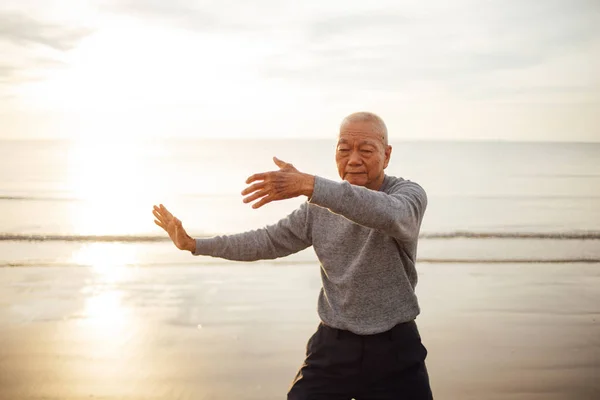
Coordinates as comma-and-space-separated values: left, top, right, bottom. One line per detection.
340, 111, 388, 145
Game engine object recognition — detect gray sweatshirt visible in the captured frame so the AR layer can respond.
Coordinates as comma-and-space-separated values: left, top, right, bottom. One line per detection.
193, 174, 428, 335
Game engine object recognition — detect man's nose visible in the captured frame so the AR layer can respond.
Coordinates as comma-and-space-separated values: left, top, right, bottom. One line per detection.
348, 150, 362, 165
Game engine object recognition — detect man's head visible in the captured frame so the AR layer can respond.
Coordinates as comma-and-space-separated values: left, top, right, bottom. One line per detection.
336, 112, 392, 190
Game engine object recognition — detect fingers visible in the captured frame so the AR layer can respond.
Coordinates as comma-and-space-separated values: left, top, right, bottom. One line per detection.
152, 204, 178, 229
252, 194, 273, 209
273, 157, 297, 172
273, 157, 287, 168
242, 176, 272, 205
246, 158, 297, 184
242, 163, 301, 208
152, 208, 164, 223
241, 181, 265, 196
159, 204, 173, 219
273, 157, 295, 169
243, 189, 269, 204
152, 204, 172, 223
246, 173, 267, 185
153, 205, 172, 220
152, 208, 169, 225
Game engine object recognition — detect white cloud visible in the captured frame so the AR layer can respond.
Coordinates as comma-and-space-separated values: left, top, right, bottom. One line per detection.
1, 0, 599, 141
0, 4, 95, 104
0, 11, 92, 50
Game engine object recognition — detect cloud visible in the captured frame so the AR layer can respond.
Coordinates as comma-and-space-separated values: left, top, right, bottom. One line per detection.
260, 0, 600, 98
1, 0, 599, 141
0, 64, 17, 81
308, 11, 412, 40
0, 58, 66, 86
0, 10, 91, 92
102, 0, 281, 33
0, 11, 92, 51
105, 0, 216, 28
91, 0, 600, 107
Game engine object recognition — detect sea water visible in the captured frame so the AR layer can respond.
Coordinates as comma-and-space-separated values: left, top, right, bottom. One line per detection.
1, 138, 599, 267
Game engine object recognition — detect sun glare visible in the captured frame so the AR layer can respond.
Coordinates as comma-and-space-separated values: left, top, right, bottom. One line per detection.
17, 18, 274, 110
12, 16, 292, 140
67, 139, 158, 236
71, 242, 138, 276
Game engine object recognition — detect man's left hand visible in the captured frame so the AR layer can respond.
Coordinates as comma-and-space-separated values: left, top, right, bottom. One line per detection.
242, 157, 315, 209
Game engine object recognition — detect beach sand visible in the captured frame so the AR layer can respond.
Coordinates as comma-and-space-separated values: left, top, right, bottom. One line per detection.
1, 262, 599, 400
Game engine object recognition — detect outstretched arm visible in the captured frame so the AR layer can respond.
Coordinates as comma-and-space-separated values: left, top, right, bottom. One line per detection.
154, 158, 315, 261
308, 177, 427, 242
240, 157, 426, 242
152, 203, 312, 261
193, 203, 312, 261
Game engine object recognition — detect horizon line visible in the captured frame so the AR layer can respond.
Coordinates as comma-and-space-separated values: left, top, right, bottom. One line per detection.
1, 137, 599, 144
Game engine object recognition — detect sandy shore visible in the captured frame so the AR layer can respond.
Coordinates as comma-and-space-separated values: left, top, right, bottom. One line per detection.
1, 262, 599, 400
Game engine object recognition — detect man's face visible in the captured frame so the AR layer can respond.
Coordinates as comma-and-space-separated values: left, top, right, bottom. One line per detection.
336, 121, 392, 190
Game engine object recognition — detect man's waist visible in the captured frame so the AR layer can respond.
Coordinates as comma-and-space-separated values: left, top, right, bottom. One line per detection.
320, 319, 418, 340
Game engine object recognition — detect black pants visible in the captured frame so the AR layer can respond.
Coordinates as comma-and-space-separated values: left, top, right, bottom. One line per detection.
288, 320, 433, 400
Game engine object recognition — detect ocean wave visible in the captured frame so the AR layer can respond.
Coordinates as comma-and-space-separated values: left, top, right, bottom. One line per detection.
2, 258, 599, 268
0, 234, 168, 242
0, 195, 81, 202
420, 231, 600, 239
0, 193, 240, 203
3, 194, 600, 202
417, 258, 600, 263
1, 231, 600, 242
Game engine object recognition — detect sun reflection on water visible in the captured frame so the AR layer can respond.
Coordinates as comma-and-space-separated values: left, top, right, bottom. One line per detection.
84, 290, 125, 324
71, 243, 137, 340
71, 242, 138, 279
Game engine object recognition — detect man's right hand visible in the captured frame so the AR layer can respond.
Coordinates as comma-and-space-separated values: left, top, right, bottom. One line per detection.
152, 204, 196, 253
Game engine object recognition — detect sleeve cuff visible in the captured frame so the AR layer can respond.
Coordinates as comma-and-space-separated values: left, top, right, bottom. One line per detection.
192, 238, 215, 256
308, 176, 339, 209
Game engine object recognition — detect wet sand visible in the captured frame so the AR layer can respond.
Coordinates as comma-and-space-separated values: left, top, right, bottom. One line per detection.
1, 263, 599, 400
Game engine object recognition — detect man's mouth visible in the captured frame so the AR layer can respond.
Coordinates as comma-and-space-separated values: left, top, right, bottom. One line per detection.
346, 172, 366, 176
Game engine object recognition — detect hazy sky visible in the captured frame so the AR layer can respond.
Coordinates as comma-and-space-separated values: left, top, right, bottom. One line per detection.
1, 0, 599, 141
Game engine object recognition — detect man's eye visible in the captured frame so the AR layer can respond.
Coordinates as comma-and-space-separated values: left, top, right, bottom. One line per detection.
338, 148, 350, 152
360, 149, 373, 154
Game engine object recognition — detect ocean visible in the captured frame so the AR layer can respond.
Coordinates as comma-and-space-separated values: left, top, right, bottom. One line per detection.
1, 138, 599, 268
1, 138, 600, 400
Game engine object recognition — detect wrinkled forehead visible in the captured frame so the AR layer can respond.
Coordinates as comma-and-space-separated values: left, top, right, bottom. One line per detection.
338, 123, 386, 145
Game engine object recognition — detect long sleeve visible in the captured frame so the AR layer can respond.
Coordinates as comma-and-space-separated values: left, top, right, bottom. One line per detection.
308, 175, 427, 242
192, 202, 312, 261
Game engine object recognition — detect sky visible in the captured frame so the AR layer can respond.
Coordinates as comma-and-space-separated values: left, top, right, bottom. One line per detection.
0, 0, 599, 141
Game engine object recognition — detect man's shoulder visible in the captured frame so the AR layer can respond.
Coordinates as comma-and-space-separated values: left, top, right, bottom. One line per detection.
384, 175, 428, 213
383, 175, 426, 195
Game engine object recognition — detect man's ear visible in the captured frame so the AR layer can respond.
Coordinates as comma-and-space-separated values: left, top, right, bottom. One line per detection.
383, 145, 392, 169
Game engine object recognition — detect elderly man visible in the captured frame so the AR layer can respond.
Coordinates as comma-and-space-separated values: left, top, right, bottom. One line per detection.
152, 112, 432, 399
